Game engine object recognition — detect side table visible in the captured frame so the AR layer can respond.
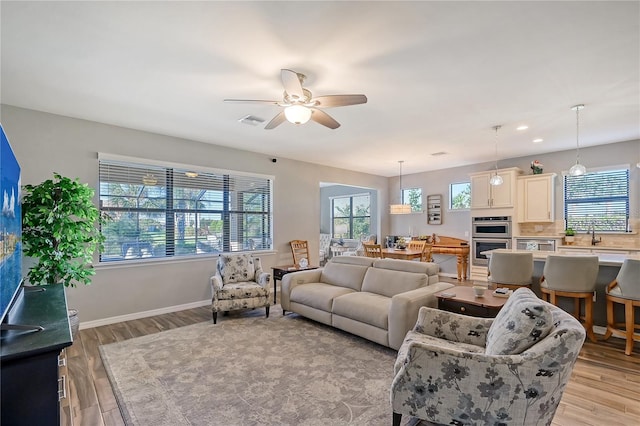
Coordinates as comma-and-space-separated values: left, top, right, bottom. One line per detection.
435, 286, 507, 318
271, 265, 319, 304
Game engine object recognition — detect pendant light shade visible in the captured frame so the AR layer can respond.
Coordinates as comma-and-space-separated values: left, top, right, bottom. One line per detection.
568, 104, 587, 176
390, 160, 412, 214
489, 125, 503, 186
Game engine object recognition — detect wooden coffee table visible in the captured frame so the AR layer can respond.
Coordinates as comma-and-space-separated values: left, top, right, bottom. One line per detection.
435, 286, 508, 318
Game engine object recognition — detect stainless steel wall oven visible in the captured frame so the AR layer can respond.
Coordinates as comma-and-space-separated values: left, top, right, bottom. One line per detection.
472, 216, 512, 266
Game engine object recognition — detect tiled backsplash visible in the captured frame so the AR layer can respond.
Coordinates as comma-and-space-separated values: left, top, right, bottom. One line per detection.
518, 218, 640, 248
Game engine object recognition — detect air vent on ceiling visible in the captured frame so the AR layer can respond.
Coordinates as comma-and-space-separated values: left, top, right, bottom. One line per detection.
430, 151, 448, 156
238, 115, 265, 126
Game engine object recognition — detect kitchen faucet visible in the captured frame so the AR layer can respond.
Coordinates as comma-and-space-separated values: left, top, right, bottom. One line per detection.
590, 225, 602, 246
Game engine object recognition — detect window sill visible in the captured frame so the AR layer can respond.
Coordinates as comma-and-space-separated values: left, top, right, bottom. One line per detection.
95, 250, 278, 270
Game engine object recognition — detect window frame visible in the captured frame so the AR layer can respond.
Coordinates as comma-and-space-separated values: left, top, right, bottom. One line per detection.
563, 165, 630, 233
97, 153, 273, 263
449, 181, 471, 211
331, 193, 371, 239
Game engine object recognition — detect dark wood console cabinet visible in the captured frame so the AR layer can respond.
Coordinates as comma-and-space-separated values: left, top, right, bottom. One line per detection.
1, 284, 73, 426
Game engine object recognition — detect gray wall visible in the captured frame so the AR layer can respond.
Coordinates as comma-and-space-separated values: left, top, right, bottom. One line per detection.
1, 105, 389, 324
319, 185, 379, 237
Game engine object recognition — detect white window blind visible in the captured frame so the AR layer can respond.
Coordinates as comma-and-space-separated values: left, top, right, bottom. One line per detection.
564, 168, 629, 232
99, 158, 272, 262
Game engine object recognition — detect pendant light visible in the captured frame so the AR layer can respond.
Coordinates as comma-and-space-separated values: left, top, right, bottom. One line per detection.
568, 104, 587, 176
489, 125, 503, 186
389, 160, 412, 214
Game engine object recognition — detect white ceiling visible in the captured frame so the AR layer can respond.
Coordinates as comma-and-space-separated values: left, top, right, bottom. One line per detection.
2, 1, 638, 177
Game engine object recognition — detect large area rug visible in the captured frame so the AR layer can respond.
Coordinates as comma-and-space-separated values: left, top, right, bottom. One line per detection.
99, 308, 401, 425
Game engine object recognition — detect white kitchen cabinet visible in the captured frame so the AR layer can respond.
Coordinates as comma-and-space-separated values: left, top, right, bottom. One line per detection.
470, 168, 521, 209
517, 173, 556, 223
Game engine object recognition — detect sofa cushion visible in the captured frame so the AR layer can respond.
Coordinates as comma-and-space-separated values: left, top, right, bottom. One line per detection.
332, 292, 390, 329
486, 287, 554, 355
330, 256, 375, 267
361, 267, 427, 298
217, 282, 268, 300
320, 262, 369, 291
290, 283, 355, 312
373, 258, 438, 276
218, 253, 255, 284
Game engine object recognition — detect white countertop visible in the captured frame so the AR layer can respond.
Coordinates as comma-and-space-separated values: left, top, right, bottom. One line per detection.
556, 245, 640, 252
482, 248, 639, 266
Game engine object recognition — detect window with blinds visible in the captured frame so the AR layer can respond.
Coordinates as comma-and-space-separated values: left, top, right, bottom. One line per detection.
99, 158, 273, 262
564, 167, 629, 232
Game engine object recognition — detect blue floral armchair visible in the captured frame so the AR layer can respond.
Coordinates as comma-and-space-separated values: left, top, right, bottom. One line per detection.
391, 288, 586, 426
210, 253, 271, 324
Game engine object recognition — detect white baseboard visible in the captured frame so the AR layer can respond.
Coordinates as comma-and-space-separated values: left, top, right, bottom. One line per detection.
79, 299, 211, 330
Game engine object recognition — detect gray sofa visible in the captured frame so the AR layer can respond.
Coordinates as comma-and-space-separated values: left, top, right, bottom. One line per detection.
281, 256, 454, 350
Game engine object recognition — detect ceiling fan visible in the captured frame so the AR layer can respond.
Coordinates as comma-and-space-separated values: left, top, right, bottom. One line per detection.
224, 69, 367, 129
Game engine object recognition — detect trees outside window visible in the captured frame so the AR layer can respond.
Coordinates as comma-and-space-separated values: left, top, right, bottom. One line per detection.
332, 194, 370, 239
99, 159, 272, 262
402, 188, 422, 212
450, 182, 471, 210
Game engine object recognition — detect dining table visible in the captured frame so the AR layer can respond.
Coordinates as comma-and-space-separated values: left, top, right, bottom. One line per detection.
380, 248, 423, 260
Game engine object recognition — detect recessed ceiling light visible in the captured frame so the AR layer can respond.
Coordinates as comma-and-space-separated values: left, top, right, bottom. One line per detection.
533, 138, 543, 143
185, 171, 198, 178
516, 125, 529, 131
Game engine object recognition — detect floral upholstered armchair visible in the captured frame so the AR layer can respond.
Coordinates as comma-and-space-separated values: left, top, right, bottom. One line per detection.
391, 288, 586, 426
210, 253, 271, 324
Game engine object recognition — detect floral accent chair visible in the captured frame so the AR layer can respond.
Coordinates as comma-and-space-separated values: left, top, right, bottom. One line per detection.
210, 253, 271, 324
391, 288, 586, 426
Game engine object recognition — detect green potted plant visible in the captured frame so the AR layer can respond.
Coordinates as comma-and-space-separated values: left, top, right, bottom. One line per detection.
21, 173, 105, 336
564, 228, 575, 245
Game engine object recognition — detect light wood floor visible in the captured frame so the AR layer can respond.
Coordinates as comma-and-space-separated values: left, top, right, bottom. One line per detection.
63, 286, 640, 426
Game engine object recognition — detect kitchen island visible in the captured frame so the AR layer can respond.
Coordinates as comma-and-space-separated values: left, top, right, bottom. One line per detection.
482, 248, 639, 328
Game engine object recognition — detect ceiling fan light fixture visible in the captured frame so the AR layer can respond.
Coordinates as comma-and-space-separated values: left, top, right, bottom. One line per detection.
284, 105, 312, 124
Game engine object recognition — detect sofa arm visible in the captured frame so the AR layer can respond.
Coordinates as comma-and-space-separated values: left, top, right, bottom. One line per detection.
388, 282, 455, 350
281, 269, 323, 310
414, 306, 494, 347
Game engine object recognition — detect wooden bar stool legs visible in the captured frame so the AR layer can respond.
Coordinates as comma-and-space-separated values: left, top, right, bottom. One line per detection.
604, 293, 640, 356
603, 259, 640, 356
541, 288, 597, 343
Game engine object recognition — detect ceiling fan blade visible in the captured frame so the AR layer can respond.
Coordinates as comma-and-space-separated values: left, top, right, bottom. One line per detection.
264, 111, 287, 130
281, 69, 305, 100
223, 99, 280, 105
310, 108, 340, 129
312, 94, 368, 108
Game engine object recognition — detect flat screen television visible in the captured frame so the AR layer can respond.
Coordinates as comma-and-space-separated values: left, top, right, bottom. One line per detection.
0, 124, 23, 325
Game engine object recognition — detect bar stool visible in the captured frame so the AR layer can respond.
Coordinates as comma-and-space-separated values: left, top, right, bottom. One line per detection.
487, 251, 534, 290
603, 259, 640, 355
540, 254, 599, 342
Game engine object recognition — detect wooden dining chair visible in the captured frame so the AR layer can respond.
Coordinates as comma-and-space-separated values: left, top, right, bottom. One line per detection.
290, 240, 310, 266
407, 240, 432, 262
363, 243, 383, 259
